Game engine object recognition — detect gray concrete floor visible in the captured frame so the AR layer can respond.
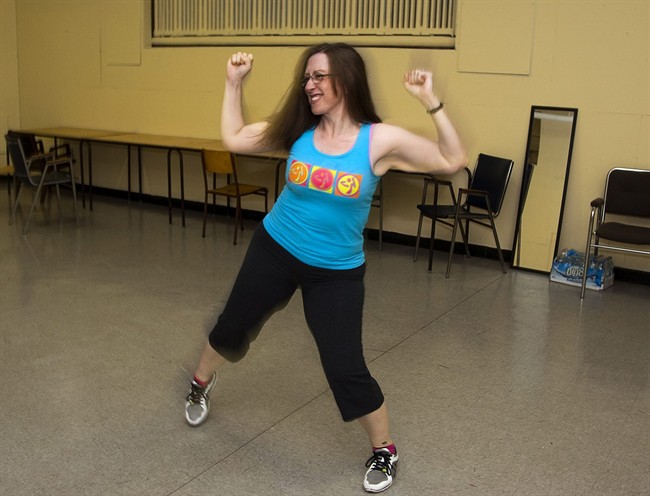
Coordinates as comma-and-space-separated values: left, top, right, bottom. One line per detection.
1, 188, 648, 496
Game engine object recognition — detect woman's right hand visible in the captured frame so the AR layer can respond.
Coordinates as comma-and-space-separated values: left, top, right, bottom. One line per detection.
226, 52, 254, 83
403, 69, 438, 111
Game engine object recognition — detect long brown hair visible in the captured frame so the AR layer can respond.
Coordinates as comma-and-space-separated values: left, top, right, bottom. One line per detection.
262, 43, 382, 152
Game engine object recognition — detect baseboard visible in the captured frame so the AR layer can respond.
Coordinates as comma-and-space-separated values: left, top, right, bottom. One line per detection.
87, 186, 650, 287
614, 267, 650, 286
364, 227, 513, 263
363, 228, 649, 286
88, 185, 268, 221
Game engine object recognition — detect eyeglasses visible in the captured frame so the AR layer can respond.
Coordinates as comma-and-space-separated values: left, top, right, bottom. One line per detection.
301, 73, 333, 87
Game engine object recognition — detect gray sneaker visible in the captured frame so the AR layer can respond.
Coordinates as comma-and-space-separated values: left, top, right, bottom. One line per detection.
363, 448, 398, 493
184, 373, 217, 426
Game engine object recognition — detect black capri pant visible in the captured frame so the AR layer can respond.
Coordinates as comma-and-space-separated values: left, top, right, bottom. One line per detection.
208, 224, 384, 422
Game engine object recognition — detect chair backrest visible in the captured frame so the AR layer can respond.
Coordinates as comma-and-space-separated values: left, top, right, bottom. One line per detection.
4, 133, 31, 181
603, 167, 650, 219
7, 131, 42, 157
467, 153, 514, 215
202, 149, 235, 175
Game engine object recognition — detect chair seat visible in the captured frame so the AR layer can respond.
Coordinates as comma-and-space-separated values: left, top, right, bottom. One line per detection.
37, 170, 74, 185
417, 204, 491, 220
597, 221, 650, 245
210, 183, 267, 196
416, 204, 456, 218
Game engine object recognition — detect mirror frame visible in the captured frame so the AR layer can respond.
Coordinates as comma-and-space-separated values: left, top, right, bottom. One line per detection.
512, 105, 578, 273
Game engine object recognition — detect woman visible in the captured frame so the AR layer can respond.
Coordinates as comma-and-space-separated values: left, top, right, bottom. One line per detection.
185, 43, 467, 493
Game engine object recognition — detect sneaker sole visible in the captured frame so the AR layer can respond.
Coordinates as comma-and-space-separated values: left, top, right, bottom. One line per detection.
363, 456, 398, 493
364, 479, 394, 493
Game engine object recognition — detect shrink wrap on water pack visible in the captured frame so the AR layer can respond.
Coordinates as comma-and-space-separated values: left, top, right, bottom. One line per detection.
550, 249, 614, 291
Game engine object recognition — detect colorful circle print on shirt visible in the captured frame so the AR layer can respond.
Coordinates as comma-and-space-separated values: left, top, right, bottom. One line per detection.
335, 173, 362, 198
289, 161, 310, 185
310, 166, 336, 193
288, 160, 363, 199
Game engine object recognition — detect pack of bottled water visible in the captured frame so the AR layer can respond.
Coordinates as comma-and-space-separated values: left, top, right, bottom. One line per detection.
550, 248, 615, 290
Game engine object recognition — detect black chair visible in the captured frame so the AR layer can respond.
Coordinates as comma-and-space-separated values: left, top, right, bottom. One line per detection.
5, 131, 72, 205
3, 132, 48, 201
580, 167, 650, 298
414, 170, 468, 269
5, 133, 78, 234
7, 130, 71, 161
415, 153, 514, 277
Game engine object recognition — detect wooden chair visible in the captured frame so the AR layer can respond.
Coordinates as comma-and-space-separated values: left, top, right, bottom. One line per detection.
201, 149, 268, 244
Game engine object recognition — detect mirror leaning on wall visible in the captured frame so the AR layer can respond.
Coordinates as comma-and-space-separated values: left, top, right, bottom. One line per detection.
512, 106, 578, 273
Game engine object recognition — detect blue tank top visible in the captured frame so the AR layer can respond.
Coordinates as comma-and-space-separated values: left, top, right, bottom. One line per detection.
263, 123, 380, 269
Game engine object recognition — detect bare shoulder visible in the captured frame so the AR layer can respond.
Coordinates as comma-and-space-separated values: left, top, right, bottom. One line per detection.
371, 122, 410, 143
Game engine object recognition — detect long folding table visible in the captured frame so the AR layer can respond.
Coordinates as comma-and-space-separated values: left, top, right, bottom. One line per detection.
20, 127, 285, 227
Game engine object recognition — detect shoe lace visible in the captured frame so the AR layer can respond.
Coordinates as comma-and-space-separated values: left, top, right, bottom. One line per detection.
186, 383, 207, 404
365, 450, 396, 476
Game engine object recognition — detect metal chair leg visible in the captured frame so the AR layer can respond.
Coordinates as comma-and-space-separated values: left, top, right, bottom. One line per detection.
70, 176, 78, 225
24, 178, 47, 234
10, 182, 24, 226
446, 206, 463, 278
202, 193, 209, 238
487, 214, 507, 273
414, 212, 423, 261
427, 215, 437, 272
580, 209, 597, 298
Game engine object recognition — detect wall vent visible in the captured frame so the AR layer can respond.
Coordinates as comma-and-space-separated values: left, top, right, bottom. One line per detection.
152, 0, 456, 47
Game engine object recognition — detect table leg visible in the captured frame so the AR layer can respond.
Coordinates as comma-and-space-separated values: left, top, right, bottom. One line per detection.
87, 141, 94, 211
138, 146, 143, 201
179, 151, 185, 227
166, 148, 185, 226
167, 148, 173, 224
78, 140, 93, 210
78, 140, 85, 209
127, 144, 132, 202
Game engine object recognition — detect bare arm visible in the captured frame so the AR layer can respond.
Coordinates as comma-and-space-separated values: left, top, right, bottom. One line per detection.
220, 52, 271, 154
372, 70, 467, 176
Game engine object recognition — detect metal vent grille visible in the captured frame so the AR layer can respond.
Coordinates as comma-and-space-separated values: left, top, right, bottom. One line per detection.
152, 0, 456, 47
